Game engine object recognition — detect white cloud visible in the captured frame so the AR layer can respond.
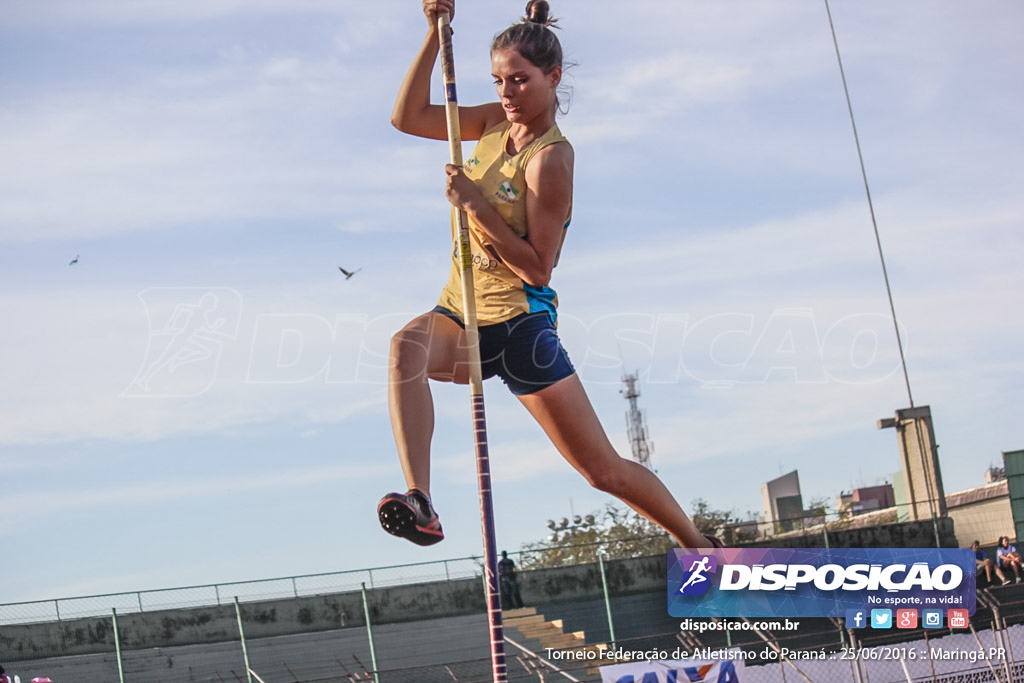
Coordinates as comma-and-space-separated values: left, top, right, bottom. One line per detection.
2, 0, 361, 27
0, 460, 389, 535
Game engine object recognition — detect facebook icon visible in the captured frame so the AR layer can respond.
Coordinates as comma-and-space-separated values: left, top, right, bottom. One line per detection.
845, 609, 866, 629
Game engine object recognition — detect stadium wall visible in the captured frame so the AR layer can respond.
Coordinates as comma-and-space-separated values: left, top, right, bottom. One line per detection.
0, 517, 955, 661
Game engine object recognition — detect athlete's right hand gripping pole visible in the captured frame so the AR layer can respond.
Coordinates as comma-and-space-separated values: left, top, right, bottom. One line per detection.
437, 12, 507, 683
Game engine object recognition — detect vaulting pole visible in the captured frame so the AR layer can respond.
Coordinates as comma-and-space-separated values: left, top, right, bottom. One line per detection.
437, 11, 507, 682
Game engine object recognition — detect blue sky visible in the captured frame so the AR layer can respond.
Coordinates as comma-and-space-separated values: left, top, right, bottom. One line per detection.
1, 1, 1021, 603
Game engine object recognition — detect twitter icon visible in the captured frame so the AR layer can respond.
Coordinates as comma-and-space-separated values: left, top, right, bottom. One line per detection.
871, 609, 893, 629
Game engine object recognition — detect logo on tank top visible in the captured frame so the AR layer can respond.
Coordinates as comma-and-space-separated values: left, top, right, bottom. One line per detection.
495, 180, 520, 204
465, 156, 480, 174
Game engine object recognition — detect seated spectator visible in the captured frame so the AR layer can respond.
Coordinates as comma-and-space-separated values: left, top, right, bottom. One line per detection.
996, 536, 1023, 583
974, 540, 1010, 586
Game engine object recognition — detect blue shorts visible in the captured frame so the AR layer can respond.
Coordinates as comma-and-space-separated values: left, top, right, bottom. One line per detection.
433, 306, 576, 396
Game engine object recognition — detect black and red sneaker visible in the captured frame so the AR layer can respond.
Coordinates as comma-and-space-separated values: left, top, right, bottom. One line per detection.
377, 490, 445, 546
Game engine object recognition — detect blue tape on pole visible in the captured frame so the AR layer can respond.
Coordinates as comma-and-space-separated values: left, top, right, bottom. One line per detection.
445, 83, 458, 104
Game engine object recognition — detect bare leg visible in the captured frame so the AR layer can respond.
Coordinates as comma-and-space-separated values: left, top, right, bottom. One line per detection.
518, 374, 709, 548
388, 312, 468, 496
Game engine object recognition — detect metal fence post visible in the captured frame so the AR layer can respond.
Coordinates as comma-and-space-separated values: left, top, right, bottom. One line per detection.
361, 583, 381, 683
848, 627, 864, 683
234, 597, 254, 683
969, 620, 1003, 682
597, 550, 617, 650
112, 608, 125, 683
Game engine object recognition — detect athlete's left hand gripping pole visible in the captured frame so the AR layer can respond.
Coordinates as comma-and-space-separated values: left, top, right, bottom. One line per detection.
437, 12, 507, 683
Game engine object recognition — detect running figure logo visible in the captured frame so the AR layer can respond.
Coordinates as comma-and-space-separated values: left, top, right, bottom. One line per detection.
123, 288, 242, 398
677, 554, 718, 596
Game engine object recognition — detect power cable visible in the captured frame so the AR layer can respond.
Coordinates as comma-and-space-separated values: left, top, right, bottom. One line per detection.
824, 0, 915, 408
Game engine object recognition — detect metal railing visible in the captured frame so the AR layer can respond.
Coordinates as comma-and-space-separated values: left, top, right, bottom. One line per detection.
0, 555, 487, 626
1, 501, 958, 627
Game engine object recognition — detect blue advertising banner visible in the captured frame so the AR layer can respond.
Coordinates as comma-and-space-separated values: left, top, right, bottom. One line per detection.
668, 548, 975, 618
600, 659, 742, 683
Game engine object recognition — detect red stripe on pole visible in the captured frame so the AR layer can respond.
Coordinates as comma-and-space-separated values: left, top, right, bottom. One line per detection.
473, 393, 505, 680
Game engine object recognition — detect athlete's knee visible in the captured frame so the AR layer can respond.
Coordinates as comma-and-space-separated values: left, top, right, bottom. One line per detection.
582, 462, 629, 496
391, 316, 464, 383
390, 325, 431, 379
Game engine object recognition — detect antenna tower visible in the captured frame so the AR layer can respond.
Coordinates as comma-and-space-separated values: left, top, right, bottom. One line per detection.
621, 371, 654, 471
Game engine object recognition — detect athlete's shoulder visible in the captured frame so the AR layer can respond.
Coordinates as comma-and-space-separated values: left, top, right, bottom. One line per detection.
529, 135, 574, 169
524, 125, 573, 168
544, 123, 572, 147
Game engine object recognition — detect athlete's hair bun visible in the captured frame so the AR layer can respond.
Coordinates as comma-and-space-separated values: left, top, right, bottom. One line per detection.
524, 0, 556, 26
493, 0, 564, 79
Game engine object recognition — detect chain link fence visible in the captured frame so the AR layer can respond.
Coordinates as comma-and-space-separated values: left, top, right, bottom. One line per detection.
3, 550, 1022, 682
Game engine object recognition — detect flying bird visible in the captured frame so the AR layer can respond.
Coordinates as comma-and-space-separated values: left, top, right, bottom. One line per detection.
69, 254, 79, 266
338, 266, 361, 280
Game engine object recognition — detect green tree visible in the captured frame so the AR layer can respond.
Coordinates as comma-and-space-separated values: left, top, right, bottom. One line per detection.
803, 496, 831, 528
689, 498, 757, 545
519, 499, 743, 569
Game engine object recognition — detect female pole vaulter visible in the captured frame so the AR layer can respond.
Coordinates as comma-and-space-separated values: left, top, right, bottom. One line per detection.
378, 0, 720, 551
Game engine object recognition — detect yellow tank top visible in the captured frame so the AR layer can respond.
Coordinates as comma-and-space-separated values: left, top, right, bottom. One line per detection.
437, 121, 572, 324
